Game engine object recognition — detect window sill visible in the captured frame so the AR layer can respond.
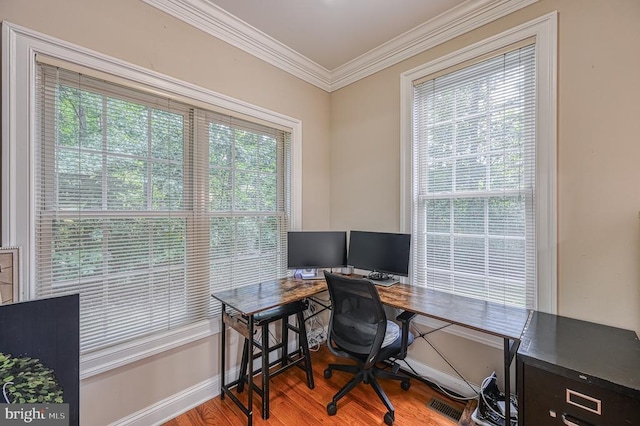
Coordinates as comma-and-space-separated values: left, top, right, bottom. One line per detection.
80, 318, 220, 379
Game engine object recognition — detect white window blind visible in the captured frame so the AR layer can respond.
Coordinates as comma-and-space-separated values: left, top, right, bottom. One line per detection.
35, 63, 291, 354
412, 44, 536, 308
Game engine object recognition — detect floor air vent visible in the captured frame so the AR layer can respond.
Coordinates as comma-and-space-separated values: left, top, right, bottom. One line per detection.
426, 398, 463, 422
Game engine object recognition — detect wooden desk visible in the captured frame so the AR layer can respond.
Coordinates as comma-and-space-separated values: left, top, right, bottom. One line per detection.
212, 277, 531, 425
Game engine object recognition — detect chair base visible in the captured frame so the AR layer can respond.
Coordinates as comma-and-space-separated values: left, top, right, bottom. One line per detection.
324, 362, 410, 426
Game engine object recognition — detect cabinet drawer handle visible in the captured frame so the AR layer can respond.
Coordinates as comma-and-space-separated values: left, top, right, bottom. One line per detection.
562, 413, 595, 426
566, 388, 601, 414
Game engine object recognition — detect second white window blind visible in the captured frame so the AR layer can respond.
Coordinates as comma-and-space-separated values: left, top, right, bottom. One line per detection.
412, 44, 536, 308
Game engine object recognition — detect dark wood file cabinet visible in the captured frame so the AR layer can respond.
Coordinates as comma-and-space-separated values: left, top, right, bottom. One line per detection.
517, 311, 640, 425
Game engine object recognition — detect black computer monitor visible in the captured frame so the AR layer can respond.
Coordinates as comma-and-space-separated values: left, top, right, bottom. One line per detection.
347, 230, 411, 277
287, 231, 348, 278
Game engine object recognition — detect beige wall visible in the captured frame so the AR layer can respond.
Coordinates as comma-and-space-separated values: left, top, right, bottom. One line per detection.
554, 0, 640, 331
1, 0, 331, 424
2, 0, 640, 423
331, 0, 640, 332
330, 0, 640, 387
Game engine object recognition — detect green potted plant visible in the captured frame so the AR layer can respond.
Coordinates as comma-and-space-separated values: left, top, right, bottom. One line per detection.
1, 352, 64, 404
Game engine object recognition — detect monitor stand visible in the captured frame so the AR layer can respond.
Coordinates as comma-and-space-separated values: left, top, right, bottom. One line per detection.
366, 271, 398, 287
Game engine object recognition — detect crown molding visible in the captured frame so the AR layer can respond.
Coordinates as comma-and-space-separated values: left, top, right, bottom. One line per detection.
330, 0, 539, 91
143, 0, 538, 92
143, 0, 333, 91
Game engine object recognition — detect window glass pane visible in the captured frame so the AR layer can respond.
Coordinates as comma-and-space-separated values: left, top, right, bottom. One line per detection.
427, 270, 452, 293
210, 169, 232, 210
258, 135, 277, 172
488, 238, 525, 281
153, 218, 186, 266
261, 216, 279, 253
488, 197, 525, 236
453, 236, 485, 275
429, 123, 454, 159
455, 156, 487, 191
426, 234, 450, 270
456, 117, 488, 156
57, 86, 103, 151
151, 109, 184, 162
489, 110, 523, 151
235, 171, 260, 211
57, 149, 103, 209
151, 162, 183, 210
106, 157, 147, 209
431, 88, 455, 123
209, 123, 233, 167
455, 79, 489, 117
106, 219, 152, 274
426, 199, 451, 233
235, 130, 259, 171
210, 217, 234, 261
489, 151, 523, 190
51, 219, 103, 281
106, 99, 148, 156
427, 160, 453, 192
260, 173, 277, 211
453, 274, 486, 299
453, 198, 484, 234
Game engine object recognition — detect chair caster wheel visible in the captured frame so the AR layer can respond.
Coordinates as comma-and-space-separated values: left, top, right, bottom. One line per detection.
400, 379, 410, 391
324, 368, 332, 379
384, 412, 394, 425
327, 402, 337, 416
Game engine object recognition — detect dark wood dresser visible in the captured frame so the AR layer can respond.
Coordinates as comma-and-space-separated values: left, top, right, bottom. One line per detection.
517, 311, 640, 426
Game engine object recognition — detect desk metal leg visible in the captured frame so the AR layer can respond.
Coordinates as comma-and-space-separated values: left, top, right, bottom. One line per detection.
261, 320, 269, 419
247, 315, 254, 426
503, 338, 511, 425
220, 304, 226, 401
503, 337, 521, 425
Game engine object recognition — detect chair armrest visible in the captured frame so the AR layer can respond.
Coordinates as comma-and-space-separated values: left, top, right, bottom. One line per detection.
395, 310, 417, 359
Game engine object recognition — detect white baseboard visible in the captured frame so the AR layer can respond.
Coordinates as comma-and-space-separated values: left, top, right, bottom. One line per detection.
110, 376, 218, 426
401, 354, 480, 399
109, 365, 241, 426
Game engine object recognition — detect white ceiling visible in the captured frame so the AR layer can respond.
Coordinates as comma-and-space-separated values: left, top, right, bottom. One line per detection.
144, 0, 537, 91
205, 0, 468, 71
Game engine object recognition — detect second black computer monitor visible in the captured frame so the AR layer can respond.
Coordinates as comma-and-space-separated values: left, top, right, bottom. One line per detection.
347, 230, 411, 277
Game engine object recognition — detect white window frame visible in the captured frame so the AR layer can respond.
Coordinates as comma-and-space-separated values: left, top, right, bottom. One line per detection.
1, 21, 302, 378
400, 13, 557, 345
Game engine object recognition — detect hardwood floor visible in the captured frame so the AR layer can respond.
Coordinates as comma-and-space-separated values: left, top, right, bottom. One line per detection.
164, 345, 467, 425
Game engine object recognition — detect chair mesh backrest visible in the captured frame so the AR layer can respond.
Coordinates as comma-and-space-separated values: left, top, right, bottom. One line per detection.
324, 272, 387, 365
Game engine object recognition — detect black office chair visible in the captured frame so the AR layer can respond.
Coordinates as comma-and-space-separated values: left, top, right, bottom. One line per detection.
323, 272, 416, 425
